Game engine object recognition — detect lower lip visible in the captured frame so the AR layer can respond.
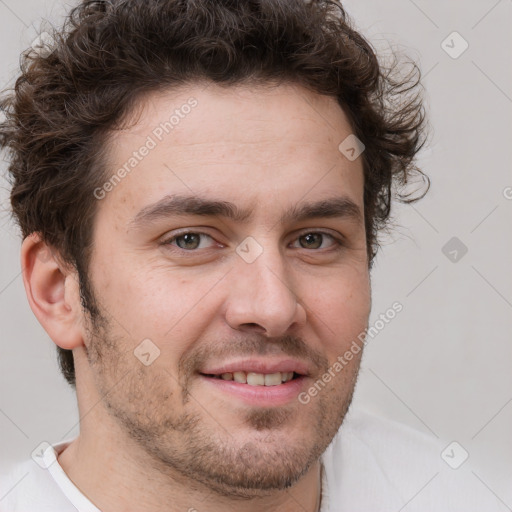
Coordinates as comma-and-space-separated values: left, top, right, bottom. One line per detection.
199, 375, 307, 406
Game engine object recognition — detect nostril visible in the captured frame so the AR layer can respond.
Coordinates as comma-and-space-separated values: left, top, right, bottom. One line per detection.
239, 323, 267, 334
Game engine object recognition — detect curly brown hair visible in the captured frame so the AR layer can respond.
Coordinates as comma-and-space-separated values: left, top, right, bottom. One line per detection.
0, 0, 429, 388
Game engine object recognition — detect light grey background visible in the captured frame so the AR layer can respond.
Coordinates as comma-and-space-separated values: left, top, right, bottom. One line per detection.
1, 0, 511, 507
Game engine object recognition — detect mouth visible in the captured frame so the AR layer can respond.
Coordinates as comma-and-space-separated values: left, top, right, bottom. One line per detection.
197, 359, 310, 406
200, 370, 301, 386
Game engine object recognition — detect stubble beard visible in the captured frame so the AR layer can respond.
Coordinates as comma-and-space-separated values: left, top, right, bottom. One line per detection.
81, 294, 361, 498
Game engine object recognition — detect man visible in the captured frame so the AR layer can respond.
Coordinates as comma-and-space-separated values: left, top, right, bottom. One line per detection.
0, 1, 498, 511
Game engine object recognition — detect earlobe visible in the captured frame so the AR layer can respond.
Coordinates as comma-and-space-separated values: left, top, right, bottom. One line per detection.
21, 233, 84, 350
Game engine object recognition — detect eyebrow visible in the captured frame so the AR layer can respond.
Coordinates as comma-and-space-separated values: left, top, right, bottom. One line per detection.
129, 194, 363, 230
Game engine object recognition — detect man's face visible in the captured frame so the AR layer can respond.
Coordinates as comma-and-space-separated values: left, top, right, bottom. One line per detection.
82, 83, 371, 496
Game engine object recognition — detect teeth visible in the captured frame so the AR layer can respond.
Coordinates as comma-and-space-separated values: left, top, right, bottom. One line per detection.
282, 372, 294, 382
214, 371, 296, 385
233, 371, 246, 383
264, 373, 282, 386
247, 372, 265, 386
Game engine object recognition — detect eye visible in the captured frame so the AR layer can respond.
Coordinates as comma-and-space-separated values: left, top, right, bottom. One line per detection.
291, 232, 341, 250
163, 231, 217, 251
160, 230, 343, 254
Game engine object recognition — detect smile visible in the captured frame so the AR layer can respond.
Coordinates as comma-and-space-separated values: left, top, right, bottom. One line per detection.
202, 371, 297, 386
198, 360, 310, 406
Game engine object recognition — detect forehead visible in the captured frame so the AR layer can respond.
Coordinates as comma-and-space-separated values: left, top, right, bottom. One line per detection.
115, 82, 353, 147
99, 82, 364, 226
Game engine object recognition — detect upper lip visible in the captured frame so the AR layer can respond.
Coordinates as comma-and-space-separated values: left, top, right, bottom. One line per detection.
200, 358, 311, 376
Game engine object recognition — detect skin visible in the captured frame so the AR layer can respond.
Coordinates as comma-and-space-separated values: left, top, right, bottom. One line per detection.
22, 82, 372, 512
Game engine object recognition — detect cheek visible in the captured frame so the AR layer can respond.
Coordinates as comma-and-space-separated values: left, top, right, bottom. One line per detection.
302, 270, 371, 355
97, 265, 221, 349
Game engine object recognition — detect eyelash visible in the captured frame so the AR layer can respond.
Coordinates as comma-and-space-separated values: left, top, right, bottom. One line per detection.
161, 230, 344, 253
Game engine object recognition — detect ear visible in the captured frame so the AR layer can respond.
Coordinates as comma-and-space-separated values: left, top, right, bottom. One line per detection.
21, 233, 84, 350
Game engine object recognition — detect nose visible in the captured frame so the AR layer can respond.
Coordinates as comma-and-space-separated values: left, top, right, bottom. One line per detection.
224, 244, 307, 337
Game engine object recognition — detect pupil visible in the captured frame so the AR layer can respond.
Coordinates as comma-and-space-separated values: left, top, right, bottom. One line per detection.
178, 233, 200, 249
301, 233, 321, 249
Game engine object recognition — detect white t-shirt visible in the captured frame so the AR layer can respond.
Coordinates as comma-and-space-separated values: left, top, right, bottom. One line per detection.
0, 409, 502, 511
